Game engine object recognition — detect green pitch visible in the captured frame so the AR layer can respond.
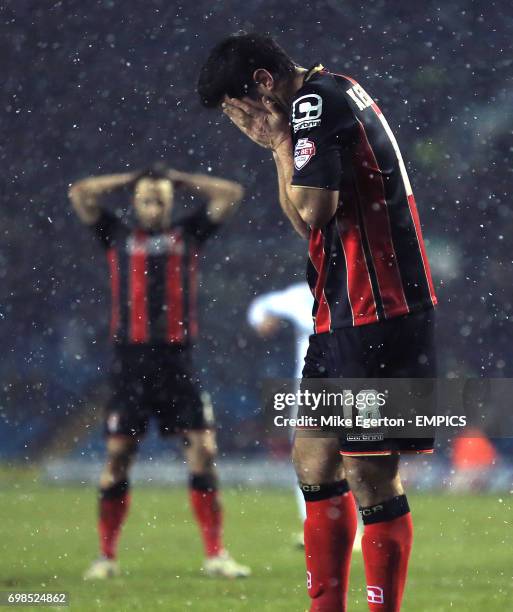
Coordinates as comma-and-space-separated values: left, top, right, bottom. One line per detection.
0, 473, 511, 611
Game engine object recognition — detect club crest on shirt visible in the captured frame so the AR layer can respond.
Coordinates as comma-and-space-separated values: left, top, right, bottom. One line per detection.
294, 138, 316, 170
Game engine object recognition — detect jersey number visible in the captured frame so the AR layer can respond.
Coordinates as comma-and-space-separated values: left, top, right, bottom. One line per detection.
346, 84, 373, 111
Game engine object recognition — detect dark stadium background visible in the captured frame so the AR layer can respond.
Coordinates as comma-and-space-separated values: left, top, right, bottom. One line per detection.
1, 0, 512, 463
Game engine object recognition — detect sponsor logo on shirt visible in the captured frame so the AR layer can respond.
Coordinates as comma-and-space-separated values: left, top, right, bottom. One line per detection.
292, 94, 323, 132
126, 234, 185, 255
294, 138, 316, 170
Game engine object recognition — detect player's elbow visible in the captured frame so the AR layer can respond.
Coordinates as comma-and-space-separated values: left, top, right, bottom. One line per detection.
300, 206, 336, 230
227, 182, 244, 203
68, 183, 83, 208
291, 188, 338, 230
68, 181, 99, 225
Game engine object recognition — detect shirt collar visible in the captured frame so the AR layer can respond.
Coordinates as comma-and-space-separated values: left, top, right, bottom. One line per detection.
303, 63, 324, 83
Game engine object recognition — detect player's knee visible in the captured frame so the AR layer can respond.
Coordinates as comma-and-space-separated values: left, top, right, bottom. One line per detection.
193, 444, 217, 472
184, 430, 217, 470
105, 436, 137, 473
292, 444, 334, 484
344, 455, 402, 505
189, 472, 218, 493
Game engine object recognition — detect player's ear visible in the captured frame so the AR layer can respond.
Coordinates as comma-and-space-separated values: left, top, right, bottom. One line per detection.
253, 68, 274, 92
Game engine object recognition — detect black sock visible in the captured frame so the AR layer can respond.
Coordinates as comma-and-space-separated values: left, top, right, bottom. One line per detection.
359, 494, 410, 524
189, 473, 218, 492
99, 480, 130, 500
299, 479, 350, 502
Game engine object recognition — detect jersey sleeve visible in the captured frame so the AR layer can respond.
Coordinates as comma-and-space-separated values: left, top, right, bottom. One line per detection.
180, 204, 220, 245
91, 210, 122, 249
290, 79, 353, 190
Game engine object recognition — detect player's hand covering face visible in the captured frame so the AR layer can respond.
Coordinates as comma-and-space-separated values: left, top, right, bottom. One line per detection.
222, 96, 290, 151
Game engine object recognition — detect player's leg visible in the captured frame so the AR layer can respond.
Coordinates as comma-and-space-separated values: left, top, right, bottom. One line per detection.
183, 428, 223, 558
182, 428, 251, 578
294, 482, 307, 522
341, 310, 437, 609
344, 454, 411, 612
292, 484, 307, 548
160, 345, 250, 578
293, 435, 358, 611
290, 387, 307, 545
84, 434, 138, 579
98, 435, 138, 559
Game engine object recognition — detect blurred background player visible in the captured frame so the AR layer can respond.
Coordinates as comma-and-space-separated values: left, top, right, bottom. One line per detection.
451, 428, 498, 491
247, 282, 311, 544
69, 164, 251, 579
248, 282, 363, 550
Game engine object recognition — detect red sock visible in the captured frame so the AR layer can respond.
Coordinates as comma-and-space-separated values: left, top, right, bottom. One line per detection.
189, 474, 223, 558
361, 495, 413, 612
98, 481, 131, 560
303, 481, 358, 611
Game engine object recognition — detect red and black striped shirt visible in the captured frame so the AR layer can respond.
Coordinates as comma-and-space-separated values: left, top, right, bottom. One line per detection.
93, 207, 218, 345
290, 67, 437, 333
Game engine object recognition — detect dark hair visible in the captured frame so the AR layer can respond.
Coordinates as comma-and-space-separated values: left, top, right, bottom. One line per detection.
198, 32, 295, 108
134, 162, 170, 184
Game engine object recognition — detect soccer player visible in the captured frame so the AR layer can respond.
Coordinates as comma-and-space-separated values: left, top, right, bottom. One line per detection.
69, 164, 251, 580
248, 283, 366, 553
198, 34, 437, 611
248, 282, 312, 543
248, 282, 364, 552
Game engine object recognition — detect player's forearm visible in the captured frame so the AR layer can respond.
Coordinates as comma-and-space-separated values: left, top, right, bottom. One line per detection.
71, 172, 136, 199
69, 172, 136, 224
272, 143, 309, 239
273, 143, 338, 230
169, 170, 244, 223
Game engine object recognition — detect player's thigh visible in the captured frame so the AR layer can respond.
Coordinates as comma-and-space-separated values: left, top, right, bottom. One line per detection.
182, 429, 217, 472
343, 454, 402, 506
100, 435, 138, 486
292, 435, 344, 483
105, 353, 150, 441
106, 434, 138, 459
107, 435, 138, 466
155, 349, 214, 437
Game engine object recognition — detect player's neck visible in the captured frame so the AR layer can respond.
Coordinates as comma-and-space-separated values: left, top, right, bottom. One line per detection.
138, 221, 171, 234
282, 66, 308, 108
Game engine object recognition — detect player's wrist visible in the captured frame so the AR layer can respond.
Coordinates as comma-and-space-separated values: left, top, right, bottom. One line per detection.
271, 134, 292, 155
272, 136, 292, 155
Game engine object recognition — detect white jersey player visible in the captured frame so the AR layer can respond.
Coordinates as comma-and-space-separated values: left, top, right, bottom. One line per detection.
248, 282, 313, 381
248, 283, 311, 542
248, 282, 362, 550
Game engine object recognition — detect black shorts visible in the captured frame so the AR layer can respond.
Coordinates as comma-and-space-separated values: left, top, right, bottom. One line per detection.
302, 308, 437, 456
104, 345, 214, 438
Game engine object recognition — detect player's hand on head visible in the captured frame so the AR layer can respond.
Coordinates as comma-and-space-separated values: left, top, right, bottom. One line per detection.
222, 96, 271, 148
166, 168, 186, 189
222, 96, 289, 151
